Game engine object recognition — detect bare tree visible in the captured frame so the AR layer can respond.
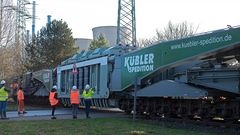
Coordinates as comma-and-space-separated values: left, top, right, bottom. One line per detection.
0, 0, 15, 47
137, 37, 156, 48
138, 21, 198, 48
156, 21, 198, 41
0, 0, 19, 79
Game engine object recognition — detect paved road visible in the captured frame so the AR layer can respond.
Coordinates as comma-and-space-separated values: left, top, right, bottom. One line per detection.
6, 108, 126, 121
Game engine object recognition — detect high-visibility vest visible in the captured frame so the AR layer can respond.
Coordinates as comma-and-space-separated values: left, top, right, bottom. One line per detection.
0, 86, 8, 101
70, 90, 80, 104
49, 92, 59, 106
83, 88, 94, 99
17, 90, 24, 100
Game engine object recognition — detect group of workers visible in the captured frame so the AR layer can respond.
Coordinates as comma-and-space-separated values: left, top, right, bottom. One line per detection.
0, 79, 94, 120
49, 84, 94, 119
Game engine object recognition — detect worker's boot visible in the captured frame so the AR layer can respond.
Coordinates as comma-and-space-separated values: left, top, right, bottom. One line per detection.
86, 113, 90, 118
3, 111, 8, 119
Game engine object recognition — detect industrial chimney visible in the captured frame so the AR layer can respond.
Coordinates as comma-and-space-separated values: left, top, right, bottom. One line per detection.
32, 1, 36, 39
47, 15, 51, 24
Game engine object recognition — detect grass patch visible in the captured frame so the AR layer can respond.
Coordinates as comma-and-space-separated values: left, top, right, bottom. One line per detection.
0, 118, 217, 135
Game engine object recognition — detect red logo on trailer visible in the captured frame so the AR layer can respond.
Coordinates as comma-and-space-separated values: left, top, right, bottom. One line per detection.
72, 63, 78, 74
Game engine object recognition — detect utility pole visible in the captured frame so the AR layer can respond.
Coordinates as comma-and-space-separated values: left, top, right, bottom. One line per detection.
133, 76, 139, 121
117, 0, 136, 47
117, 0, 137, 120
16, 0, 31, 57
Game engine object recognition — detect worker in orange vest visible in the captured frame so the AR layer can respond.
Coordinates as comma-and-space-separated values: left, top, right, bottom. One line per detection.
17, 87, 27, 115
70, 85, 80, 119
49, 85, 59, 119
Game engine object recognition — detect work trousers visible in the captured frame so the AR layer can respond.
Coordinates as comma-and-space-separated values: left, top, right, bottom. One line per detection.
51, 105, 56, 116
84, 99, 91, 118
0, 101, 7, 112
18, 100, 25, 112
72, 104, 78, 117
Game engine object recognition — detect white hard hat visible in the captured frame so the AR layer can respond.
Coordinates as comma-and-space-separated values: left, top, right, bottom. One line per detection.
0, 80, 6, 85
53, 85, 57, 89
72, 86, 77, 90
85, 84, 90, 90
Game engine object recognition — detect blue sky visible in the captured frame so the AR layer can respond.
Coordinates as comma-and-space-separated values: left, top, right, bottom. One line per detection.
24, 0, 240, 39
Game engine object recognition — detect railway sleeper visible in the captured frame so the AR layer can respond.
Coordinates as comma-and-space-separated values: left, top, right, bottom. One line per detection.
119, 97, 240, 123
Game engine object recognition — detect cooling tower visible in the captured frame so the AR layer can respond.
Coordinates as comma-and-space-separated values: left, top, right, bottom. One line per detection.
92, 26, 118, 47
74, 38, 92, 52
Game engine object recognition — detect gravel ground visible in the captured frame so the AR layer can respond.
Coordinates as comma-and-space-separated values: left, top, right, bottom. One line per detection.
5, 107, 126, 121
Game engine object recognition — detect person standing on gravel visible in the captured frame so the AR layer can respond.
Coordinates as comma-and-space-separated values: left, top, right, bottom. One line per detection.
49, 85, 59, 119
82, 84, 94, 118
17, 87, 27, 115
0, 80, 10, 119
70, 86, 80, 119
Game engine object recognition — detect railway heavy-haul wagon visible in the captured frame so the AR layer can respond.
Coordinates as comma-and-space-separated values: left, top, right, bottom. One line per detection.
57, 26, 240, 120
